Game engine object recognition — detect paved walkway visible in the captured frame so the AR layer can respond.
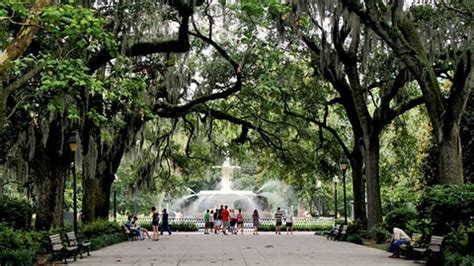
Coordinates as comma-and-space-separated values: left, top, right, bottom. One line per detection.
72, 232, 414, 265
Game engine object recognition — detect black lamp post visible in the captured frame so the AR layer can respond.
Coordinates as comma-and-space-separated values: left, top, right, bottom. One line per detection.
68, 135, 78, 235
339, 156, 350, 225
316, 180, 322, 218
333, 175, 338, 221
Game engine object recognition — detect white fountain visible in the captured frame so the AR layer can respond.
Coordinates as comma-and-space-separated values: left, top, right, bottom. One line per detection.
181, 157, 260, 215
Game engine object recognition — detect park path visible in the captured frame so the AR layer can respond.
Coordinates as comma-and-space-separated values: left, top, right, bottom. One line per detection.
72, 232, 414, 266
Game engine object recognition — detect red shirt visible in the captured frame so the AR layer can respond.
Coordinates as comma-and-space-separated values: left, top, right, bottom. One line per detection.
222, 209, 230, 221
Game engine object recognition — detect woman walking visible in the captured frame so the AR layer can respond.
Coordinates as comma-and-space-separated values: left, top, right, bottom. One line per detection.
151, 207, 159, 241
237, 209, 244, 235
252, 209, 260, 235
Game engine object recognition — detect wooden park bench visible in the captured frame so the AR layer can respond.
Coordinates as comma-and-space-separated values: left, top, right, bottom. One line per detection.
66, 231, 91, 259
399, 233, 422, 258
122, 224, 138, 241
49, 234, 78, 264
412, 235, 444, 262
334, 225, 348, 241
325, 224, 341, 240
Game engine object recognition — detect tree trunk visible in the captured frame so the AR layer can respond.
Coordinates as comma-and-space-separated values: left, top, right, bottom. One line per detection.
350, 143, 367, 228
438, 125, 464, 184
82, 173, 113, 221
33, 151, 69, 230
364, 133, 383, 231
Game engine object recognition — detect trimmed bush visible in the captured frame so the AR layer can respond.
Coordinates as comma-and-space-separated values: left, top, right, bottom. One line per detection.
0, 249, 34, 266
0, 196, 33, 230
418, 184, 474, 235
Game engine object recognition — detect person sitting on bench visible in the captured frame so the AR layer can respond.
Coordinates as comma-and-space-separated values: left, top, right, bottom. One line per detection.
389, 226, 411, 258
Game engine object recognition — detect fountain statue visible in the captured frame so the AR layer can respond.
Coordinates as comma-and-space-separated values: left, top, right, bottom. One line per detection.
178, 157, 261, 216
172, 156, 297, 217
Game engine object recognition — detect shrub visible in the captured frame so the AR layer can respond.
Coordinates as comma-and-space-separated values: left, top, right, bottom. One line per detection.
370, 225, 391, 244
0, 196, 33, 230
418, 184, 474, 235
89, 233, 126, 250
0, 249, 34, 266
80, 219, 123, 239
384, 205, 418, 233
169, 221, 198, 232
444, 252, 474, 266
347, 234, 364, 244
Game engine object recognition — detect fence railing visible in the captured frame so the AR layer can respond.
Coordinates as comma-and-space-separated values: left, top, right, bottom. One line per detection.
117, 216, 334, 231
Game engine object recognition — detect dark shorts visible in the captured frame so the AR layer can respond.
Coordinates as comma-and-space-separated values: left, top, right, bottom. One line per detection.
286, 222, 293, 227
276, 221, 282, 226
152, 221, 159, 226
209, 222, 214, 228
230, 220, 236, 226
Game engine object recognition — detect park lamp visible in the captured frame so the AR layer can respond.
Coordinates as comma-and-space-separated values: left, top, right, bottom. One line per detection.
339, 157, 350, 171
68, 135, 78, 152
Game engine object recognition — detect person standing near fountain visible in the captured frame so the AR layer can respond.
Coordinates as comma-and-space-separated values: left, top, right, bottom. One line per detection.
204, 209, 210, 234
213, 208, 219, 234
209, 210, 214, 234
230, 209, 237, 234
160, 209, 172, 235
285, 212, 293, 235
237, 209, 244, 235
274, 207, 283, 235
221, 205, 230, 235
252, 209, 260, 235
151, 207, 160, 241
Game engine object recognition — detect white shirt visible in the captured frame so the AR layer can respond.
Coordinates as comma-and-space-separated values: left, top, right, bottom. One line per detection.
285, 215, 293, 223
393, 227, 411, 241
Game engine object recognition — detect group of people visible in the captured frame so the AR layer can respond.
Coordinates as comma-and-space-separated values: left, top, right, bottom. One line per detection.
150, 207, 172, 241
202, 206, 294, 235
123, 207, 173, 241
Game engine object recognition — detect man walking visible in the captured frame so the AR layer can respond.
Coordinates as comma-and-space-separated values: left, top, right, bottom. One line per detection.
160, 208, 172, 235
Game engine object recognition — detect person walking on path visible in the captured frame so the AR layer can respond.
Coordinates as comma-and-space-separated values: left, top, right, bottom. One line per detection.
285, 212, 293, 235
236, 209, 244, 235
209, 209, 214, 234
151, 207, 160, 241
274, 207, 283, 235
252, 209, 260, 235
213, 208, 219, 234
230, 209, 237, 234
389, 227, 411, 258
204, 209, 210, 234
160, 209, 172, 235
221, 205, 230, 235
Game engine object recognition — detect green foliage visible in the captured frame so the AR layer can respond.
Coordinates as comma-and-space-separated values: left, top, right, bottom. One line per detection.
0, 196, 34, 230
89, 233, 125, 251
257, 223, 332, 232
80, 219, 123, 239
383, 205, 418, 233
418, 184, 474, 235
370, 225, 391, 244
169, 221, 198, 232
443, 223, 474, 256
444, 252, 474, 266
0, 248, 34, 266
